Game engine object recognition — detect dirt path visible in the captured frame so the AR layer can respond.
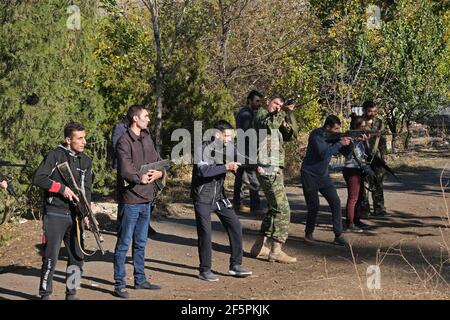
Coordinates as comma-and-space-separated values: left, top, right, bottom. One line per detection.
0, 160, 449, 300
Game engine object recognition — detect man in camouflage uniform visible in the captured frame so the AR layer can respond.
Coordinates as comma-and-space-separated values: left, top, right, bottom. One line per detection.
249, 95, 298, 263
360, 100, 391, 217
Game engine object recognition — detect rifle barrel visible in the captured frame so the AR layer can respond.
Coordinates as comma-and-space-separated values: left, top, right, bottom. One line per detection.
0, 161, 32, 168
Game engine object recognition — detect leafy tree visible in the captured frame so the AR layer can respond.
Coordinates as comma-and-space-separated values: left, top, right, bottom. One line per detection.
0, 0, 111, 196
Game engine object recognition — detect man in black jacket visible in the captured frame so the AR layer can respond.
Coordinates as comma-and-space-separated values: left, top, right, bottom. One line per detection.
233, 90, 263, 213
32, 122, 92, 300
191, 120, 252, 282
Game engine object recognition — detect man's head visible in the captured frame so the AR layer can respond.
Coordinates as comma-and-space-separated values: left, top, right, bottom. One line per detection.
323, 115, 342, 133
213, 120, 234, 145
362, 100, 377, 120
266, 94, 284, 113
350, 114, 366, 130
127, 104, 149, 130
247, 90, 263, 110
64, 122, 86, 154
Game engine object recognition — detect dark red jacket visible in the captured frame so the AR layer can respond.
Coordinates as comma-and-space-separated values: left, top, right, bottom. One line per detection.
116, 128, 162, 204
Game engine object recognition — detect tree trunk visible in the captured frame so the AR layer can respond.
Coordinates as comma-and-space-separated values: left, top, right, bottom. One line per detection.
404, 119, 412, 150
385, 107, 398, 153
218, 0, 229, 87
155, 72, 163, 154
149, 0, 164, 154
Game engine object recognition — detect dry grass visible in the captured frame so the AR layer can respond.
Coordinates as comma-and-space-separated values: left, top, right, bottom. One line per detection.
345, 162, 450, 300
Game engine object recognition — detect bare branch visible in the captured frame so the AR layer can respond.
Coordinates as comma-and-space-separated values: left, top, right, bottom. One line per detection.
167, 0, 191, 59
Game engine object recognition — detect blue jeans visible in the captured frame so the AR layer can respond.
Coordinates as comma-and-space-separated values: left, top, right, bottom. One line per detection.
113, 202, 151, 288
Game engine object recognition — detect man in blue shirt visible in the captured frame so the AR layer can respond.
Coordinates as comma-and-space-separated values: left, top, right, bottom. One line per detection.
301, 115, 351, 246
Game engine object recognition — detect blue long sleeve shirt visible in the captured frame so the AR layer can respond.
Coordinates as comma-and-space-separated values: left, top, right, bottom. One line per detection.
301, 127, 350, 177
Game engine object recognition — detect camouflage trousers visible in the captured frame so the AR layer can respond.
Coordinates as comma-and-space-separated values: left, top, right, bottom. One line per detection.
257, 169, 291, 243
359, 168, 386, 215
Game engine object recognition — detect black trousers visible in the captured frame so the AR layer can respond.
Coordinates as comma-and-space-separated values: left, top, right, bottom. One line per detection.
194, 201, 243, 273
360, 168, 386, 214
233, 167, 261, 210
301, 170, 343, 237
39, 212, 84, 297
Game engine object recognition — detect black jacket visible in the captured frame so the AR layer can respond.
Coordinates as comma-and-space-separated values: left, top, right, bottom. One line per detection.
190, 140, 232, 205
32, 145, 93, 215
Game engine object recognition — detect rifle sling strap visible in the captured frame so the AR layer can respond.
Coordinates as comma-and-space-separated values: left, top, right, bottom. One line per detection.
371, 120, 384, 158
57, 162, 95, 256
75, 215, 95, 257
350, 143, 377, 192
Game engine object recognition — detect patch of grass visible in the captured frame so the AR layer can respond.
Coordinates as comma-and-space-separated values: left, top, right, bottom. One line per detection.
0, 234, 12, 247
389, 149, 450, 172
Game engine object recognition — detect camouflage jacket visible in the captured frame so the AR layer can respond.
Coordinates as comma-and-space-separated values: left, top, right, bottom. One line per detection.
253, 108, 298, 168
365, 117, 387, 159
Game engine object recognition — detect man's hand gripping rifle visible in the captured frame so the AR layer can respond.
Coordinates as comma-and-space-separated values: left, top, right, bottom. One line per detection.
56, 162, 105, 255
123, 159, 172, 192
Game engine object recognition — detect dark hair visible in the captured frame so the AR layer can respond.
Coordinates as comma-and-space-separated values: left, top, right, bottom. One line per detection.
122, 116, 130, 127
324, 115, 341, 128
362, 100, 376, 110
126, 104, 146, 124
64, 122, 85, 138
350, 113, 365, 130
214, 120, 233, 132
268, 94, 285, 103
247, 90, 263, 104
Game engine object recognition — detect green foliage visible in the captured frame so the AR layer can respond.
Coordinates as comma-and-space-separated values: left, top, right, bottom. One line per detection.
272, 48, 323, 132
0, 0, 448, 205
364, 0, 449, 138
92, 3, 234, 158
310, 0, 448, 141
93, 9, 155, 125
0, 0, 111, 195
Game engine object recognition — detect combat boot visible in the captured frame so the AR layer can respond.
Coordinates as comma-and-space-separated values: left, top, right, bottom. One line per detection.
268, 240, 297, 263
250, 236, 270, 258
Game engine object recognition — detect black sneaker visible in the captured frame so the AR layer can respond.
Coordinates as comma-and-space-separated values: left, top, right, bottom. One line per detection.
355, 221, 370, 230
229, 265, 252, 277
40, 295, 50, 300
371, 210, 392, 217
345, 224, 363, 233
304, 233, 315, 246
198, 271, 219, 282
134, 281, 161, 290
113, 287, 129, 299
333, 235, 348, 246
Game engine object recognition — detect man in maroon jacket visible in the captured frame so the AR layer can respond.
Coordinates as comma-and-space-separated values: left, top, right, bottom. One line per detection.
113, 105, 165, 299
